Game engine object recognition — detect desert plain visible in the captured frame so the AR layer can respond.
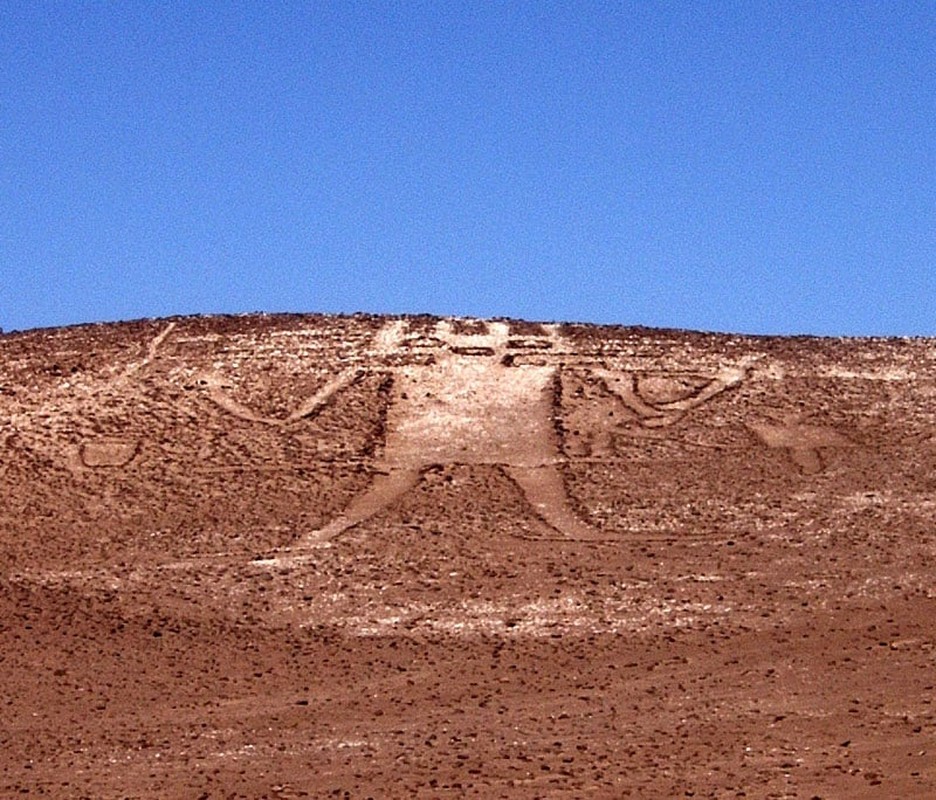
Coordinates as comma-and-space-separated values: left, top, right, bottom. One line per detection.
1, 313, 934, 798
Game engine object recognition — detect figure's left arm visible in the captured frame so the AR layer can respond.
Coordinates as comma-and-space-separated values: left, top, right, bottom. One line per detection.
658, 363, 750, 413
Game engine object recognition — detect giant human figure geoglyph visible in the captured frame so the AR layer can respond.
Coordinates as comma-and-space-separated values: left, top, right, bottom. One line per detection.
262, 319, 750, 552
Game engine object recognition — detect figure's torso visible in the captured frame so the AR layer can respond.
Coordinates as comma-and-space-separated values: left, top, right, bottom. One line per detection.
380, 361, 557, 467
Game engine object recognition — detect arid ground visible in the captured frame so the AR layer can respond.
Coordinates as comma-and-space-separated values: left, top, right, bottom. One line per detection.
1, 313, 934, 798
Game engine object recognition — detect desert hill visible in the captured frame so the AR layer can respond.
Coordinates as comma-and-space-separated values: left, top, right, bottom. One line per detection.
1, 313, 934, 797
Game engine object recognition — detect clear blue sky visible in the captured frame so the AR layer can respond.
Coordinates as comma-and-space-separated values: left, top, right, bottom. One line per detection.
2, 2, 933, 335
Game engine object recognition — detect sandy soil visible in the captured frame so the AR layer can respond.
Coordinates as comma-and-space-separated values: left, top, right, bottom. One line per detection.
1, 313, 934, 798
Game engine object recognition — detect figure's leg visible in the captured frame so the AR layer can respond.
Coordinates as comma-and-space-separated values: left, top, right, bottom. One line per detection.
295, 467, 420, 548
506, 464, 610, 541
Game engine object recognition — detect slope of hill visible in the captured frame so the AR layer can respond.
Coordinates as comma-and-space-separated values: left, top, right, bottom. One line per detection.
2, 313, 934, 797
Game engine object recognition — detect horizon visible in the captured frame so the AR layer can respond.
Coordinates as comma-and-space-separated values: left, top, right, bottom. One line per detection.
3, 307, 931, 342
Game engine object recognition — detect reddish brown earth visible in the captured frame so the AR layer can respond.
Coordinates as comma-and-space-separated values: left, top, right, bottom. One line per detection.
1, 313, 934, 799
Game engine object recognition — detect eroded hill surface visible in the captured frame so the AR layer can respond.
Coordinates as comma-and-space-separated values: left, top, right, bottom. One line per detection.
1, 313, 934, 798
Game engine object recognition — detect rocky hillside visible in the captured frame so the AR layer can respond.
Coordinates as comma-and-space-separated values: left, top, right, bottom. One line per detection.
1, 314, 934, 797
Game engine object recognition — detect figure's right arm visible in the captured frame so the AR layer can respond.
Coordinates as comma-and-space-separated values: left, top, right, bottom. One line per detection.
285, 367, 369, 423
197, 372, 273, 426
